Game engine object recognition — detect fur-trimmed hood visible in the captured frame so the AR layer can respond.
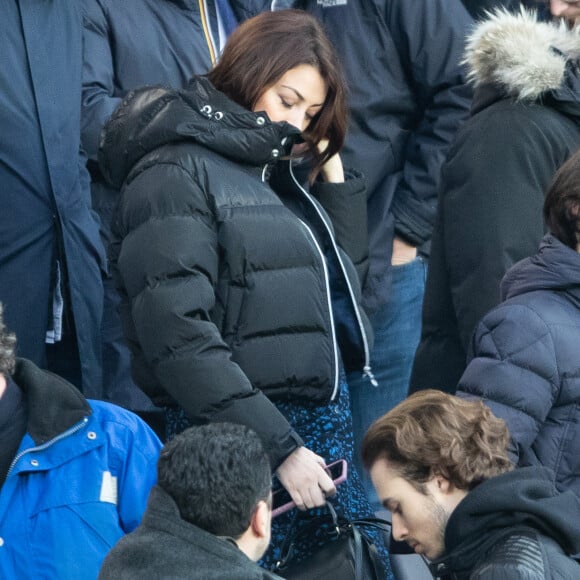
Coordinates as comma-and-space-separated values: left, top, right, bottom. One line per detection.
465, 8, 580, 107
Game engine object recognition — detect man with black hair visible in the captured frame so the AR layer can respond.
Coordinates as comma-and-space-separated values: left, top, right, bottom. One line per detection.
99, 423, 281, 579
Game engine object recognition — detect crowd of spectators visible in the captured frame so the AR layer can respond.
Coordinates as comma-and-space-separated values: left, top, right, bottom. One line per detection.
1, 1, 580, 578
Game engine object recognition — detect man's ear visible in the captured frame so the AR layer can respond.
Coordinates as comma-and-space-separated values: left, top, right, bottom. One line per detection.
250, 500, 271, 539
429, 472, 454, 496
436, 475, 452, 494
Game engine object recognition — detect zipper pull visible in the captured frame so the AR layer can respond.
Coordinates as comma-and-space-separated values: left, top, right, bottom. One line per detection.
363, 366, 378, 387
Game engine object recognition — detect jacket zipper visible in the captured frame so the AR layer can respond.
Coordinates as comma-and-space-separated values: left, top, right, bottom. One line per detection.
262, 161, 340, 400
297, 218, 340, 401
198, 0, 218, 65
6, 417, 89, 478
288, 162, 377, 387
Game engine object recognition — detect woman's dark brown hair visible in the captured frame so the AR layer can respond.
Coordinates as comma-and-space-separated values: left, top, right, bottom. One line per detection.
207, 9, 347, 180
544, 149, 580, 250
362, 390, 513, 492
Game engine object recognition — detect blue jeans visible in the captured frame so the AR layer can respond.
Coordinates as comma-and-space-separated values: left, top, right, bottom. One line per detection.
347, 257, 427, 511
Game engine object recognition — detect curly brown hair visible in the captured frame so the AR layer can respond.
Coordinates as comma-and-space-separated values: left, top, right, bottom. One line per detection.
362, 390, 513, 491
0, 303, 16, 376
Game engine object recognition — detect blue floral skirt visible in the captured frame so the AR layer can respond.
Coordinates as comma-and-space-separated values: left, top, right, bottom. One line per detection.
165, 372, 392, 579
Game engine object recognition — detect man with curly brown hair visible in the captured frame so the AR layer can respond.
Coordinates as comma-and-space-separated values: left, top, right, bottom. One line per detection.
362, 390, 580, 579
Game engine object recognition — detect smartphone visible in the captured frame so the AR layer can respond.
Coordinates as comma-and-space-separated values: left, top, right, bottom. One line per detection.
271, 459, 348, 518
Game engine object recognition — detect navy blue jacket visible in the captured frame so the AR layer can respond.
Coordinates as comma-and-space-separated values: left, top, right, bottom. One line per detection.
458, 235, 580, 498
279, 0, 472, 310
0, 0, 105, 396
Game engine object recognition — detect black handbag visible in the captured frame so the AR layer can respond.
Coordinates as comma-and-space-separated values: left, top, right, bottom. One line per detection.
273, 502, 390, 580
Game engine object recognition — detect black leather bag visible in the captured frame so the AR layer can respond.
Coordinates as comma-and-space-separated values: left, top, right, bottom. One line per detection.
273, 502, 389, 580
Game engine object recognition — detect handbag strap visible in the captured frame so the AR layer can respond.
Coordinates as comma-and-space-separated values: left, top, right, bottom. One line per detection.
351, 522, 365, 580
276, 501, 342, 569
349, 516, 391, 531
274, 503, 391, 576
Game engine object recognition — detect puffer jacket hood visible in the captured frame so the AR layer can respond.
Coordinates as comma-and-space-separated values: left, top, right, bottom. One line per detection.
465, 8, 580, 116
98, 76, 300, 189
501, 234, 580, 306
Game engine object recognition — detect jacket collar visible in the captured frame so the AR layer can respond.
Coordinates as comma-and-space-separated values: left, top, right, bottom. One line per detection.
170, 0, 273, 21
142, 486, 280, 578
12, 358, 91, 445
99, 76, 300, 190
501, 233, 580, 304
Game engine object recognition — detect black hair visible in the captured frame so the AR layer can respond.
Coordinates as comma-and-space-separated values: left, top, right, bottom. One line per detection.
157, 422, 271, 537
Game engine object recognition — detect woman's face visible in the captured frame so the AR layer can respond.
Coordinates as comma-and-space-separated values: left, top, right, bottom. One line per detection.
253, 64, 327, 132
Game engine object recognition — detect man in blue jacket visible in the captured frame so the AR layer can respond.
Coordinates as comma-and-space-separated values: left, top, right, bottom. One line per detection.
0, 0, 106, 397
0, 304, 161, 579
276, 0, 473, 508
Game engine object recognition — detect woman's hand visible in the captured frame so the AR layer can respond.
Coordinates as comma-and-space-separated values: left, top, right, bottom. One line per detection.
276, 446, 336, 510
317, 139, 344, 183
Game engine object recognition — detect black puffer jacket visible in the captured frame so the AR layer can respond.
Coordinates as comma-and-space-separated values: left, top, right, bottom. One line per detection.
458, 235, 580, 497
99, 76, 372, 469
430, 467, 580, 579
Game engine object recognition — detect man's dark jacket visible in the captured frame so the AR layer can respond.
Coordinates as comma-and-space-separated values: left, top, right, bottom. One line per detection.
430, 467, 580, 579
99, 486, 281, 580
411, 9, 580, 393
0, 0, 104, 396
277, 0, 472, 310
99, 77, 372, 469
457, 235, 580, 497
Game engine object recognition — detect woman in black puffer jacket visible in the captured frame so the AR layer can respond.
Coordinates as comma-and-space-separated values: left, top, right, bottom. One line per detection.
458, 150, 580, 497
99, 10, 389, 573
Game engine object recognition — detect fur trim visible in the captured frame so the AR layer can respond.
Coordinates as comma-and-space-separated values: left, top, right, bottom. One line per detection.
465, 7, 580, 100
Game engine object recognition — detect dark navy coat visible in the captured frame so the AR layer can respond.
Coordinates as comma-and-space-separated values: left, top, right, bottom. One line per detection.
458, 235, 580, 497
280, 0, 472, 311
0, 0, 105, 396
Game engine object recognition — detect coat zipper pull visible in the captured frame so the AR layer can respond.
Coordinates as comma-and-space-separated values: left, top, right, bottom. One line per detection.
363, 366, 378, 387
